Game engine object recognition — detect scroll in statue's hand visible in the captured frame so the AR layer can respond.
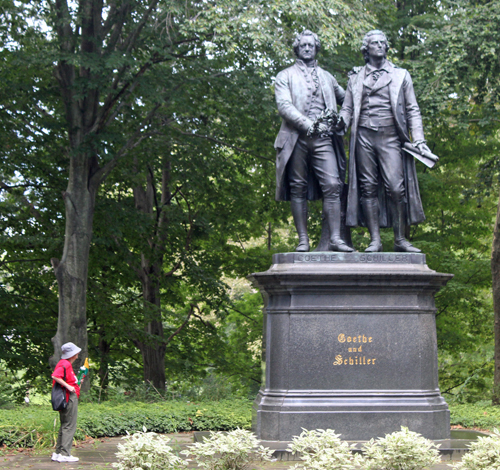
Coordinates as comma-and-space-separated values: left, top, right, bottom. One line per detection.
416, 142, 439, 162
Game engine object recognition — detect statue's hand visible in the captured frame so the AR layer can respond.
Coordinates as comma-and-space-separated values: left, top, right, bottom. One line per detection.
317, 123, 330, 135
334, 116, 346, 133
416, 141, 431, 154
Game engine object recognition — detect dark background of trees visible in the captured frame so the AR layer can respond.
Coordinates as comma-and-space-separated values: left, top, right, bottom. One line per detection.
1, 0, 499, 403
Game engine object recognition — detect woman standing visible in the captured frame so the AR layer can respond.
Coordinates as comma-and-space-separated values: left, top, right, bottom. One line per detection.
51, 342, 83, 463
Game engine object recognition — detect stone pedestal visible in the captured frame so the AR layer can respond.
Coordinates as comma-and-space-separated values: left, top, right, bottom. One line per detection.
249, 252, 452, 442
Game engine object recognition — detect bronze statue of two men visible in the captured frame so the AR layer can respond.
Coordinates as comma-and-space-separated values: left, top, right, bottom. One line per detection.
275, 30, 435, 253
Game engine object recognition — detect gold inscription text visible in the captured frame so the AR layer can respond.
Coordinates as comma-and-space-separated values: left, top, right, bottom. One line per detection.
333, 355, 377, 366
338, 334, 372, 343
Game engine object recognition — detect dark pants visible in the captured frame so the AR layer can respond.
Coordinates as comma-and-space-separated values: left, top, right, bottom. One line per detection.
55, 392, 78, 456
286, 135, 342, 201
356, 126, 405, 204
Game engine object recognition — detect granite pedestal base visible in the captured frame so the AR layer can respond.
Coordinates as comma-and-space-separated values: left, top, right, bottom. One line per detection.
249, 252, 452, 441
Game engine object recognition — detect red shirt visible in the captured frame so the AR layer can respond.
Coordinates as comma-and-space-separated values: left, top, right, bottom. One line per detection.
52, 359, 80, 401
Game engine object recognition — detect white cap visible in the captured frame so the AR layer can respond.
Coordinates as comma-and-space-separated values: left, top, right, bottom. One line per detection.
61, 342, 82, 359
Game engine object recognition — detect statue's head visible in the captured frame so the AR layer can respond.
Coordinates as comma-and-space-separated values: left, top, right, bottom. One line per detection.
293, 30, 321, 59
361, 30, 389, 63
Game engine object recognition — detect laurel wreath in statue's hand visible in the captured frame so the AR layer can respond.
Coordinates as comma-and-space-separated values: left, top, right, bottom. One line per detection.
307, 109, 340, 137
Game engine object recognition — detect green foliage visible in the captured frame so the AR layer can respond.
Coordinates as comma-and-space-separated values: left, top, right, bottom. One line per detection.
381, 0, 498, 399
185, 374, 235, 402
181, 428, 273, 470
362, 426, 441, 470
0, 367, 15, 409
451, 428, 500, 470
77, 400, 252, 439
287, 428, 363, 470
113, 430, 189, 470
439, 346, 494, 404
449, 402, 500, 430
215, 292, 265, 398
0, 399, 252, 447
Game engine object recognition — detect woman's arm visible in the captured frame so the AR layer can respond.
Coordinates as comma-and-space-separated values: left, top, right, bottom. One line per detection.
52, 376, 75, 393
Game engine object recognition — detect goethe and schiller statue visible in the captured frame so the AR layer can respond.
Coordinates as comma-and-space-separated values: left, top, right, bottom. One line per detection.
274, 30, 438, 253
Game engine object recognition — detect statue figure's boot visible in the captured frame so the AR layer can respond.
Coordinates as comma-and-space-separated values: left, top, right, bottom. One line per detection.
291, 198, 310, 252
392, 200, 421, 253
324, 199, 354, 252
361, 198, 383, 252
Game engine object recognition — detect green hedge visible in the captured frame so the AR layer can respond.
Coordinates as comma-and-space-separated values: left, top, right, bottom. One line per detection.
0, 398, 252, 447
76, 399, 252, 438
2, 399, 499, 449
450, 402, 500, 430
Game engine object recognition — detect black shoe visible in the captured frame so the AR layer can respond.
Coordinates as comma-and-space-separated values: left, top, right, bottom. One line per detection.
296, 239, 310, 252
365, 240, 383, 252
330, 240, 354, 252
394, 240, 421, 253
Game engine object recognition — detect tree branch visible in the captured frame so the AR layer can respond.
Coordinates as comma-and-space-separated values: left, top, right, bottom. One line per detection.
441, 361, 490, 394
164, 303, 196, 344
120, 0, 161, 55
92, 104, 162, 185
93, 59, 156, 135
164, 260, 182, 277
177, 189, 195, 253
228, 306, 259, 325
192, 311, 216, 330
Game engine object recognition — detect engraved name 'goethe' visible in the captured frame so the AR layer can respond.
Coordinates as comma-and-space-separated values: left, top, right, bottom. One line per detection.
333, 333, 377, 366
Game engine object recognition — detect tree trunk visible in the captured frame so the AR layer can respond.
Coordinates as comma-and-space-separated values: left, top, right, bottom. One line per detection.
97, 332, 111, 392
140, 261, 166, 390
50, 153, 98, 393
132, 159, 171, 391
47, 0, 163, 391
49, 0, 103, 388
492, 190, 500, 404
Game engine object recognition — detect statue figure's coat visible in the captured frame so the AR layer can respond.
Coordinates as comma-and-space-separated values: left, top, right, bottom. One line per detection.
274, 61, 345, 201
340, 61, 426, 227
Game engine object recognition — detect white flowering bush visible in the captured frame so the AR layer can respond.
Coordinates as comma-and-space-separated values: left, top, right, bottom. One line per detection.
287, 428, 363, 470
181, 428, 273, 470
450, 428, 500, 470
362, 426, 441, 470
112, 428, 188, 470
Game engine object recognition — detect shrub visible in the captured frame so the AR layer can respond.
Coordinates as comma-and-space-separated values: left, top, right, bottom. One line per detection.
76, 399, 252, 439
450, 428, 500, 470
287, 428, 363, 470
362, 426, 441, 470
0, 398, 252, 448
112, 428, 189, 470
0, 367, 20, 409
449, 402, 500, 430
181, 428, 273, 470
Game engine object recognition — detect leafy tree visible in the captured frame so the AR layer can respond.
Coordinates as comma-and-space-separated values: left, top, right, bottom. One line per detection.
0, 0, 376, 390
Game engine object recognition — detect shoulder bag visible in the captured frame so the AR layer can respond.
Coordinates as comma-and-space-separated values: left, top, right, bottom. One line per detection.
51, 365, 68, 411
